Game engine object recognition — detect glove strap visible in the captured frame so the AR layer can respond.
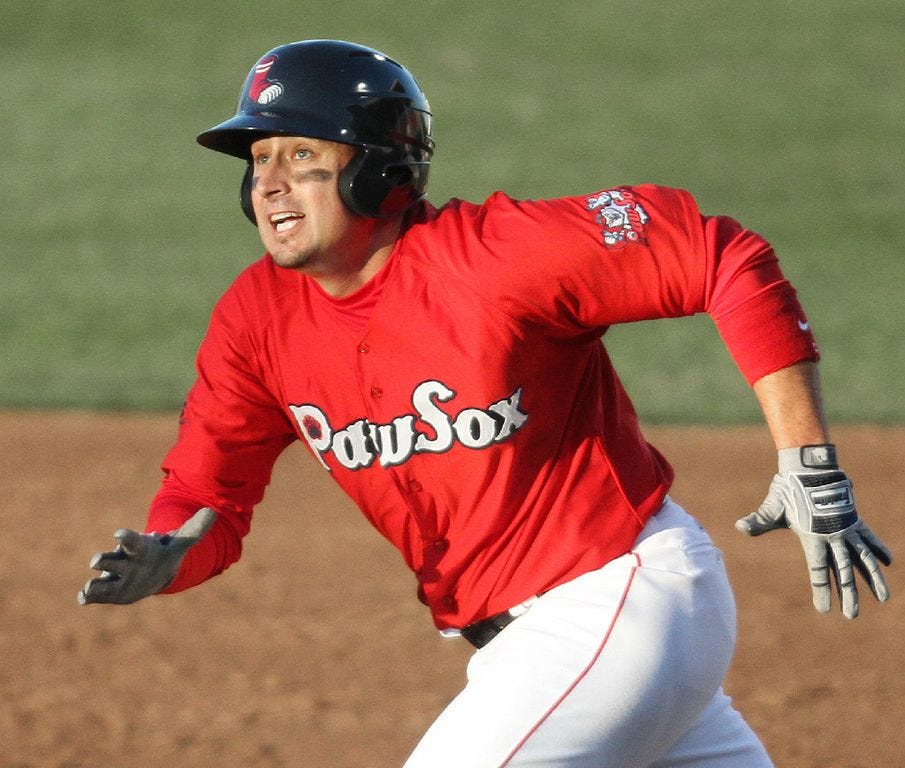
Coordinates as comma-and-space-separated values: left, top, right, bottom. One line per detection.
778, 444, 838, 474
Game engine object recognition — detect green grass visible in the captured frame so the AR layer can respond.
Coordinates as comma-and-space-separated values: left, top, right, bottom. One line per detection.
2, 0, 903, 421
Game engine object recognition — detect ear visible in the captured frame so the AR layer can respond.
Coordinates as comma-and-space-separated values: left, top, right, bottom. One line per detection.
240, 163, 256, 225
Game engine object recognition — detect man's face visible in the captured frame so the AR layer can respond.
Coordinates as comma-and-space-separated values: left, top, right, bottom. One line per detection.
248, 136, 374, 273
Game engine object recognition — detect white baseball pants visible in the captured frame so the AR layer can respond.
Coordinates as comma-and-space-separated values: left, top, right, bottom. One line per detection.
403, 499, 773, 767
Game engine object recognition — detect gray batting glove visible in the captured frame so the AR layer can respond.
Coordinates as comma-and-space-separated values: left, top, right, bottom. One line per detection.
736, 445, 892, 619
78, 507, 217, 605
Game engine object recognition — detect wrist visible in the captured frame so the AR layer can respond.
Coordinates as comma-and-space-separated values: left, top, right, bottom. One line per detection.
778, 444, 838, 474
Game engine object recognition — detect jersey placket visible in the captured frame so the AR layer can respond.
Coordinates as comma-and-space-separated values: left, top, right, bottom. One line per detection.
353, 331, 455, 614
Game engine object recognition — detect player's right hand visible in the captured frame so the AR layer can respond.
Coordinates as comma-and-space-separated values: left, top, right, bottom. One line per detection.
78, 507, 216, 605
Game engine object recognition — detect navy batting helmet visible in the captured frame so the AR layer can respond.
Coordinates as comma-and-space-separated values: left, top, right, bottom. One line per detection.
197, 39, 434, 221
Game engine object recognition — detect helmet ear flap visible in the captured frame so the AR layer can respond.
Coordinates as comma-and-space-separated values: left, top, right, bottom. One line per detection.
338, 149, 373, 217
240, 163, 256, 225
339, 147, 421, 219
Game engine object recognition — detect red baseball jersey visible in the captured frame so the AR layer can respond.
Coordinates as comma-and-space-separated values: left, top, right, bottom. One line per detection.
147, 184, 818, 629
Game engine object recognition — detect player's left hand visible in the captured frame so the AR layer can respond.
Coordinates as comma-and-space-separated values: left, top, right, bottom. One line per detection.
735, 445, 892, 619
78, 507, 216, 605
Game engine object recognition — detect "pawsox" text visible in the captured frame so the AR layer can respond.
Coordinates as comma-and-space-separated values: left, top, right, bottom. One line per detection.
289, 380, 528, 471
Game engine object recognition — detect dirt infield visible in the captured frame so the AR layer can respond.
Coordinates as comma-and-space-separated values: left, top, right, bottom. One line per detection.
1, 412, 901, 767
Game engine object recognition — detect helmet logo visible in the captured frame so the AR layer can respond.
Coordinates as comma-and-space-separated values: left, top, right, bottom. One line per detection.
249, 55, 283, 105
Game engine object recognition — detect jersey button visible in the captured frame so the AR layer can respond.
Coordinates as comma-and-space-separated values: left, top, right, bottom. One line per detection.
408, 479, 423, 493
440, 595, 457, 611
358, 342, 369, 354
369, 385, 383, 399
432, 538, 449, 553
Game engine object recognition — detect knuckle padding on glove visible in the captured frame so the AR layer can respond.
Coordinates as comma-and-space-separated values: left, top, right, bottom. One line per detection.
793, 471, 858, 534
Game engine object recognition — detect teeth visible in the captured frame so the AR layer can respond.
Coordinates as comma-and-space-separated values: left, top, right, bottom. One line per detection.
270, 212, 300, 223
270, 211, 302, 233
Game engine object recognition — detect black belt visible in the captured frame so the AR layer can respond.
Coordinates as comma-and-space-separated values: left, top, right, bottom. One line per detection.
459, 598, 537, 649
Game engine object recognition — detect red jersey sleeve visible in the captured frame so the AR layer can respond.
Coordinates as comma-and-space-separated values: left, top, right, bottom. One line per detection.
701, 213, 820, 383
146, 267, 297, 592
453, 185, 818, 384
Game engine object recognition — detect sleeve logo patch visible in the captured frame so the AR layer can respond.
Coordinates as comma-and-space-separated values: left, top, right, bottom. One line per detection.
585, 188, 650, 249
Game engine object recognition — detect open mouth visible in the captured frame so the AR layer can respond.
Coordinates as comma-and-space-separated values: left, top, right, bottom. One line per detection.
270, 211, 304, 233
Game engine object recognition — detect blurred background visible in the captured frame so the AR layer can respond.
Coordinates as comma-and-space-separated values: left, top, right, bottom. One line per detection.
3, 0, 903, 422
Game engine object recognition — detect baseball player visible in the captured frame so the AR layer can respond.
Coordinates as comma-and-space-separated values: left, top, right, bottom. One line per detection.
79, 40, 892, 767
